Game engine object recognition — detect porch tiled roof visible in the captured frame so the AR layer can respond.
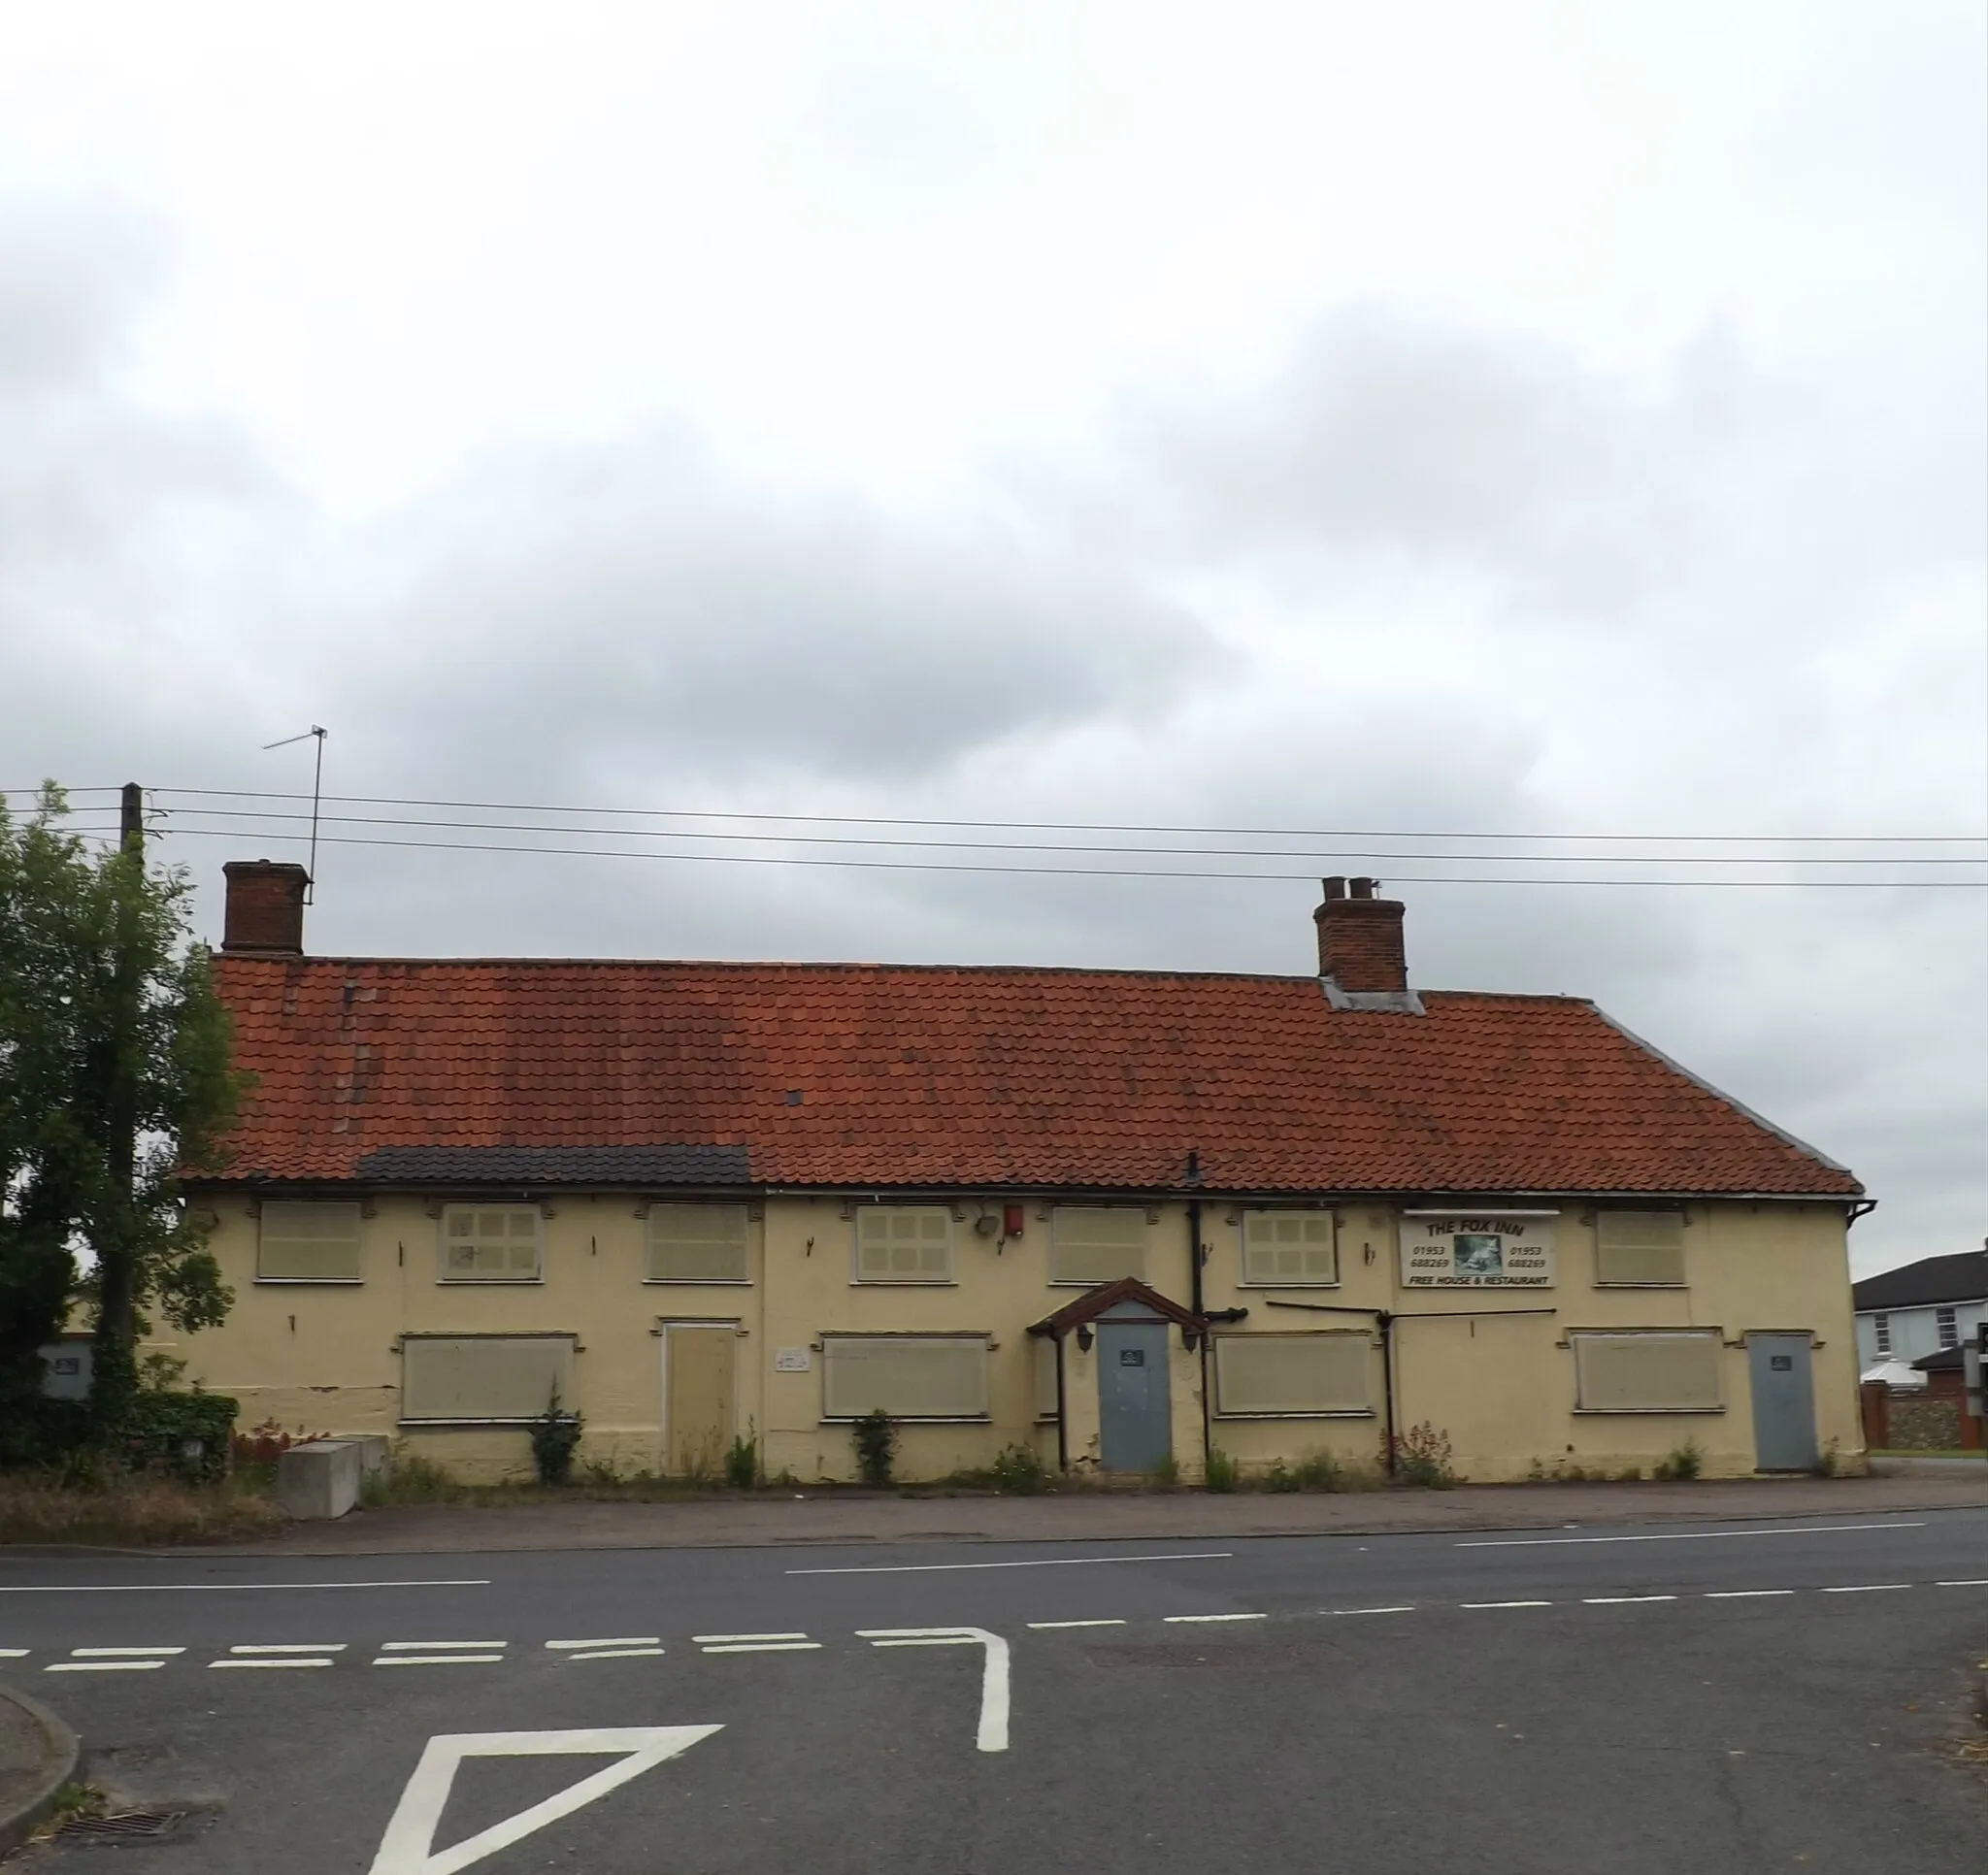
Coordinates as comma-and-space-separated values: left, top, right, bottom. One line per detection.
204, 956, 1862, 1198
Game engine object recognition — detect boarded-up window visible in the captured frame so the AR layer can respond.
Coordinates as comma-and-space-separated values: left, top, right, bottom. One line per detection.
401, 1334, 575, 1422
1033, 1336, 1060, 1421
1213, 1333, 1373, 1416
441, 1206, 543, 1280
1594, 1211, 1686, 1286
855, 1207, 953, 1282
1050, 1208, 1146, 1284
1242, 1211, 1337, 1286
647, 1204, 749, 1283
821, 1336, 988, 1420
257, 1202, 363, 1281
1573, 1332, 1722, 1411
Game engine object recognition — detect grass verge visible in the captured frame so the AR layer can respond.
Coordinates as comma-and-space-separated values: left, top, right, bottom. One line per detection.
0, 1474, 288, 1547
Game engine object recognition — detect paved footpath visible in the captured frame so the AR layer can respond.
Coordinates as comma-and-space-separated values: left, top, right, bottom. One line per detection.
183, 1466, 1988, 1558
3, 1503, 1985, 1871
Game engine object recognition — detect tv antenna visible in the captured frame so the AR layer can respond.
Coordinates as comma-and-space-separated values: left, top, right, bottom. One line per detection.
262, 725, 327, 900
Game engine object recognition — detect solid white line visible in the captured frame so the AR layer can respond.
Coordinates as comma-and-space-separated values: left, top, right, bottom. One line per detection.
1582, 1595, 1677, 1605
1937, 1579, 1988, 1588
372, 1654, 507, 1666
1333, 1605, 1416, 1616
1819, 1584, 1911, 1595
210, 1657, 335, 1669
788, 1551, 1231, 1576
1456, 1521, 1925, 1549
691, 1632, 809, 1644
1163, 1612, 1267, 1624
0, 1578, 490, 1594
46, 1661, 163, 1672
568, 1647, 667, 1661
230, 1643, 348, 1655
1027, 1619, 1127, 1629
859, 1628, 1010, 1753
546, 1637, 661, 1650
379, 1640, 506, 1651
1461, 1600, 1554, 1610
1705, 1590, 1795, 1599
70, 1646, 184, 1657
702, 1641, 822, 1653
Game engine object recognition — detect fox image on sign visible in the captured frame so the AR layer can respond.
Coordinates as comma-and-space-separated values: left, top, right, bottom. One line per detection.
1400, 1213, 1557, 1289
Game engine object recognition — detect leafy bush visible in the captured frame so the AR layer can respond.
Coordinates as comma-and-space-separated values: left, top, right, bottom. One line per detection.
528, 1391, 584, 1486
725, 1428, 760, 1490
988, 1443, 1047, 1494
1204, 1448, 1240, 1493
116, 1390, 239, 1483
1652, 1437, 1704, 1482
1387, 1421, 1456, 1489
851, 1408, 897, 1486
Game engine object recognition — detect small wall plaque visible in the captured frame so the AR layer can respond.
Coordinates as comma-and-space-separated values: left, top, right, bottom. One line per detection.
773, 1347, 812, 1372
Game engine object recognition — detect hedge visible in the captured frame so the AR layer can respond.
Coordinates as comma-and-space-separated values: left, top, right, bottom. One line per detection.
0, 1391, 240, 1483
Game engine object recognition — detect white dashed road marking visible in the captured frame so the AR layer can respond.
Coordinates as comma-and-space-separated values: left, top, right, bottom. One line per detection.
1937, 1579, 1988, 1588
373, 1654, 508, 1667
46, 1660, 165, 1672
71, 1646, 185, 1657
1819, 1584, 1911, 1595
0, 1578, 490, 1594
567, 1647, 667, 1661
1456, 1522, 1925, 1549
212, 1656, 336, 1669
1026, 1619, 1127, 1629
790, 1551, 1231, 1576
1582, 1595, 1677, 1605
1462, 1600, 1554, 1610
1705, 1590, 1794, 1599
1333, 1605, 1415, 1616
695, 1632, 821, 1652
380, 1640, 506, 1652
230, 1643, 348, 1655
546, 1638, 660, 1651
1163, 1613, 1267, 1624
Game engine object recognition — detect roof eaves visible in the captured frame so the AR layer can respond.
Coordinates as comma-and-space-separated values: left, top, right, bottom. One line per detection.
1583, 1003, 1861, 1186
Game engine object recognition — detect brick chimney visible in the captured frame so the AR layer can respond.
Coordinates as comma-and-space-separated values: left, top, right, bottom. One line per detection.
1314, 875, 1410, 999
221, 861, 310, 956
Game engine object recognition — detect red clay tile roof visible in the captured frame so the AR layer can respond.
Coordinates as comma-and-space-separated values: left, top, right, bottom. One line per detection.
202, 956, 1862, 1198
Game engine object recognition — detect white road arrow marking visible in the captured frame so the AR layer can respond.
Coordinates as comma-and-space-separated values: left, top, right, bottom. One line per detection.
859, 1627, 1011, 1754
366, 1725, 721, 1875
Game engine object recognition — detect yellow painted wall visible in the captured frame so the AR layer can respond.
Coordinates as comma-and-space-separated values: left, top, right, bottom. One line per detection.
181, 1192, 1862, 1485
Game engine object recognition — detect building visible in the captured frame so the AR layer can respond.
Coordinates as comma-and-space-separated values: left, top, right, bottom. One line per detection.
1851, 1249, 1988, 1372
176, 861, 1871, 1485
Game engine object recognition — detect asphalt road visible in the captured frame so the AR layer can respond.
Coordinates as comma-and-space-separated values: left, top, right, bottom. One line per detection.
4, 1509, 1985, 1872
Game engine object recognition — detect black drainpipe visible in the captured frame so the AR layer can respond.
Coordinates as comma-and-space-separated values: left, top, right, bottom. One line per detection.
1053, 1332, 1069, 1473
1184, 1151, 1208, 1473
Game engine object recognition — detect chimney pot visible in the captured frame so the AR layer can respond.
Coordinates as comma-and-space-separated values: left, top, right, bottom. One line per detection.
221, 861, 310, 956
1320, 875, 1348, 901
1314, 880, 1408, 994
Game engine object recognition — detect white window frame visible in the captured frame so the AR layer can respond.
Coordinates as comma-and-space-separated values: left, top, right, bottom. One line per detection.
254, 1201, 364, 1284
1872, 1313, 1891, 1355
1570, 1330, 1724, 1415
1238, 1209, 1339, 1289
851, 1205, 955, 1285
645, 1203, 751, 1285
398, 1332, 577, 1426
1211, 1332, 1374, 1418
818, 1332, 991, 1422
1047, 1206, 1147, 1286
1592, 1209, 1688, 1288
438, 1204, 545, 1284
1937, 1305, 1959, 1349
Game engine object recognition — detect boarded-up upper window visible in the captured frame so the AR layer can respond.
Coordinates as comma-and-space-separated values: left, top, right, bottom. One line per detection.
1213, 1333, 1373, 1416
1242, 1211, 1337, 1286
1573, 1332, 1722, 1412
647, 1204, 749, 1283
1033, 1335, 1060, 1420
1594, 1211, 1686, 1286
401, 1334, 575, 1422
441, 1206, 543, 1280
821, 1336, 988, 1420
1050, 1208, 1146, 1285
257, 1202, 363, 1281
855, 1207, 953, 1282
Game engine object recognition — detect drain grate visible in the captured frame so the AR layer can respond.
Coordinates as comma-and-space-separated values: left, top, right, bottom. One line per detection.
62, 1809, 187, 1843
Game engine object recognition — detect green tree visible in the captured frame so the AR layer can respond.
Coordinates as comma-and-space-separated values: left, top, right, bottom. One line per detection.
0, 785, 245, 1440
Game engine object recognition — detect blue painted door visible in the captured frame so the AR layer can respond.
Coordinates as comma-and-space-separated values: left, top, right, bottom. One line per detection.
1098, 1322, 1173, 1473
1748, 1333, 1817, 1471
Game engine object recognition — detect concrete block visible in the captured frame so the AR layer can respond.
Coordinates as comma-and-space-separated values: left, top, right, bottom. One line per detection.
344, 1434, 392, 1484
276, 1439, 363, 1521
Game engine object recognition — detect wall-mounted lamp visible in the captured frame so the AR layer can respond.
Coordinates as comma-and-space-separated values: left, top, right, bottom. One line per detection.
1076, 1326, 1094, 1354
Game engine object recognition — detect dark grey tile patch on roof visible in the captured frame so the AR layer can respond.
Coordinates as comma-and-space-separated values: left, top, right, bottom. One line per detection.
354, 1144, 753, 1184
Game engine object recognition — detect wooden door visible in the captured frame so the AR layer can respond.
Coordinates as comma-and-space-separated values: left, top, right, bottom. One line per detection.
666, 1326, 736, 1479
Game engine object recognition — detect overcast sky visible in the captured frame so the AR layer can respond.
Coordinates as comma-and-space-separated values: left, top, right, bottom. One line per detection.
2, 2, 1982, 1276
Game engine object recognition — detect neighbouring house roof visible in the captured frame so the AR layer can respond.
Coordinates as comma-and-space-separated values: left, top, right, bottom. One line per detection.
1910, 1346, 1968, 1373
1851, 1251, 1988, 1314
202, 955, 1863, 1199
